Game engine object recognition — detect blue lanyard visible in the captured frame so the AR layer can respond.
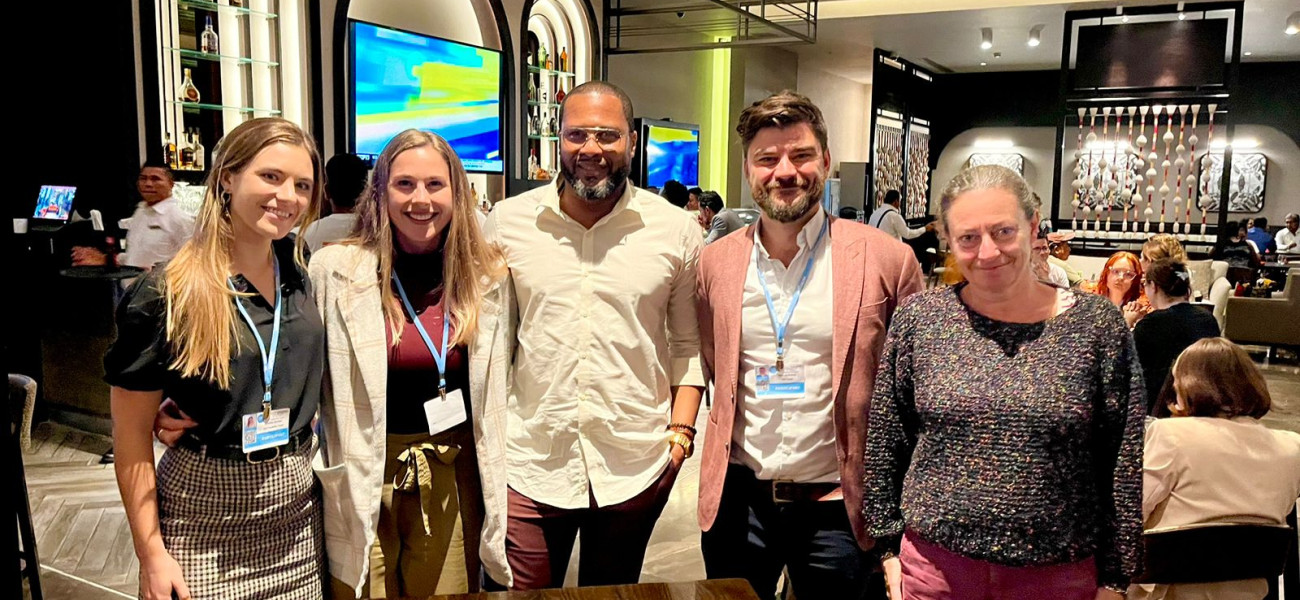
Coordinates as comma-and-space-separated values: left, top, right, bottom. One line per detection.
228, 257, 282, 417
392, 272, 451, 398
753, 216, 829, 369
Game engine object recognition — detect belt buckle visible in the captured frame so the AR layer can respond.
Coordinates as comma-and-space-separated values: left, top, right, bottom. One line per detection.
245, 446, 282, 464
772, 479, 796, 504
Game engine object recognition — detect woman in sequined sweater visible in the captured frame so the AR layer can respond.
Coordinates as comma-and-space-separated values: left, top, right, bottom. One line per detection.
863, 165, 1146, 600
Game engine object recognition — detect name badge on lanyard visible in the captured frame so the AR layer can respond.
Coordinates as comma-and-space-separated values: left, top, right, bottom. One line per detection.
229, 259, 292, 454
393, 273, 468, 436
753, 216, 828, 376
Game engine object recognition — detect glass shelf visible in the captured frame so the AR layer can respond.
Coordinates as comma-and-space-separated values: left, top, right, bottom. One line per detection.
527, 65, 574, 78
169, 100, 282, 115
168, 47, 279, 66
527, 101, 561, 108
528, 135, 559, 141
179, 0, 278, 19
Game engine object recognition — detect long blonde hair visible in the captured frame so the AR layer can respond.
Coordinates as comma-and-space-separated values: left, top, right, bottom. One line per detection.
163, 118, 323, 387
348, 129, 503, 346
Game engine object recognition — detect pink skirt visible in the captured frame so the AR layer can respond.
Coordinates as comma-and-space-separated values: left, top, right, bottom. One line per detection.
899, 530, 1098, 600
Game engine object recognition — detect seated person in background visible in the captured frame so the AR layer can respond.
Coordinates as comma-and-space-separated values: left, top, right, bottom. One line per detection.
1032, 235, 1069, 287
1084, 251, 1149, 326
302, 153, 368, 253
1275, 213, 1297, 252
687, 186, 703, 212
1046, 231, 1085, 287
1214, 219, 1261, 270
837, 206, 858, 221
661, 179, 689, 209
1245, 217, 1276, 255
1139, 233, 1186, 271
698, 191, 742, 244
1132, 259, 1220, 414
1134, 337, 1300, 600
868, 189, 935, 240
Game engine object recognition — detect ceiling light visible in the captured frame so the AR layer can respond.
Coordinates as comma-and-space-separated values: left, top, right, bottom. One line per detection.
1287, 12, 1300, 35
981, 27, 993, 49
980, 61, 988, 66
1116, 6, 1129, 24
1177, 2, 1187, 20
1244, 51, 1253, 56
1210, 138, 1260, 150
1028, 24, 1043, 47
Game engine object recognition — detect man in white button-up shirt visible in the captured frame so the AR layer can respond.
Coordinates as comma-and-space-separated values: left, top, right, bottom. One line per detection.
696, 91, 923, 599
121, 162, 194, 270
483, 81, 705, 590
868, 189, 934, 241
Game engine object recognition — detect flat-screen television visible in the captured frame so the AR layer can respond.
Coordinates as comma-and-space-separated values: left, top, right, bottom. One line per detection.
636, 118, 700, 189
33, 185, 76, 221
1073, 19, 1228, 91
350, 20, 503, 173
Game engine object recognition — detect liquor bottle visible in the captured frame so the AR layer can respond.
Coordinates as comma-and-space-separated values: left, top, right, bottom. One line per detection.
179, 131, 196, 170
470, 182, 479, 204
192, 129, 206, 171
560, 47, 568, 72
178, 68, 200, 103
163, 132, 178, 170
538, 45, 549, 71
555, 79, 566, 103
541, 86, 548, 104
528, 76, 536, 102
528, 148, 540, 178
527, 52, 534, 67
201, 16, 219, 54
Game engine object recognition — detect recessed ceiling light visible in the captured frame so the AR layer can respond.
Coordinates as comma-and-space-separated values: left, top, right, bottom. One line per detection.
1028, 24, 1044, 47
981, 28, 993, 49
980, 62, 988, 66
1244, 51, 1253, 56
1287, 12, 1300, 35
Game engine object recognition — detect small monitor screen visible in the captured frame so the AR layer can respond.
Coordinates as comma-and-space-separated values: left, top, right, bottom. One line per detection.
33, 185, 76, 221
644, 124, 700, 188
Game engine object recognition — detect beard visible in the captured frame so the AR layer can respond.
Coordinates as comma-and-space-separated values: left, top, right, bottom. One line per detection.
751, 175, 824, 223
563, 157, 631, 203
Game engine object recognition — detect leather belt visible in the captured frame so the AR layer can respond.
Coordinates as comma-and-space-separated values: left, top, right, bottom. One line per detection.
178, 427, 313, 463
756, 478, 841, 504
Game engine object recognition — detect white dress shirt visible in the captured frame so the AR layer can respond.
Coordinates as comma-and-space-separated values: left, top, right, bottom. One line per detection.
1276, 227, 1297, 253
484, 181, 705, 509
301, 213, 357, 253
868, 205, 927, 240
1047, 262, 1070, 288
731, 207, 839, 483
122, 197, 194, 269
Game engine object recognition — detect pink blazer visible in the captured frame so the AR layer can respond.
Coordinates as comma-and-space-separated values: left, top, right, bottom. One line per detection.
695, 216, 924, 549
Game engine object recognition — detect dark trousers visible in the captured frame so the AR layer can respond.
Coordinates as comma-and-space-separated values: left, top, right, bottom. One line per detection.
702, 463, 884, 600
505, 463, 679, 590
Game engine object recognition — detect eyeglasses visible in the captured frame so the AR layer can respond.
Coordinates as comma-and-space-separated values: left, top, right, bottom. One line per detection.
561, 128, 625, 147
1109, 268, 1138, 281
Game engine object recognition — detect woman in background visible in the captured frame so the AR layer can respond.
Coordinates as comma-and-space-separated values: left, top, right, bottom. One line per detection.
1086, 251, 1148, 326
1134, 338, 1300, 600
1132, 259, 1220, 414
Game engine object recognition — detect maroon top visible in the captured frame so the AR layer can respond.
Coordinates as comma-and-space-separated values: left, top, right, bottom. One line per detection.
386, 247, 470, 435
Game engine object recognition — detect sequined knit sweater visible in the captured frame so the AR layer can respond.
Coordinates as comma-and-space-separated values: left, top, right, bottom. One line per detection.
862, 283, 1145, 588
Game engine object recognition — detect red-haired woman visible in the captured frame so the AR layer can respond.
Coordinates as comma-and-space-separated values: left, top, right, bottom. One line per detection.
1085, 251, 1150, 327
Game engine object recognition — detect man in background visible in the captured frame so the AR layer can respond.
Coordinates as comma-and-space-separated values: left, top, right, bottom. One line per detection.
661, 179, 690, 209
1275, 213, 1298, 253
303, 153, 368, 253
1246, 217, 1276, 255
867, 189, 934, 241
688, 186, 703, 212
699, 191, 742, 244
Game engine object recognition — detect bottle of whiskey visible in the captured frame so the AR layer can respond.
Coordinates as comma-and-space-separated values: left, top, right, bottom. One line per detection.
163, 132, 178, 170
528, 148, 540, 178
560, 47, 568, 72
192, 129, 206, 171
178, 68, 200, 103
201, 16, 219, 54
179, 131, 196, 170
555, 79, 566, 104
528, 76, 536, 102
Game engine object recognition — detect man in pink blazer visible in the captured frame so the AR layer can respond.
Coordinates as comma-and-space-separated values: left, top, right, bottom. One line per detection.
696, 91, 923, 599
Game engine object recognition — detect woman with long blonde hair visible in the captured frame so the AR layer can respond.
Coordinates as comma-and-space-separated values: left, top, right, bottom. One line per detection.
309, 129, 514, 597
105, 117, 326, 600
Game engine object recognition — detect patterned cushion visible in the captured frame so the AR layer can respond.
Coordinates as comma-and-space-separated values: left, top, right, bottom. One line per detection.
1185, 259, 1214, 300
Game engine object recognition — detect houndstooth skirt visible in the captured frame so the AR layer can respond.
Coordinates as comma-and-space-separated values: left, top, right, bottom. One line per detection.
155, 439, 325, 600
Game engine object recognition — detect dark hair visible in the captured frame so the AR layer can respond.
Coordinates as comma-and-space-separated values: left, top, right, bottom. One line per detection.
140, 160, 175, 181
1252, 217, 1268, 229
736, 90, 829, 154
1238, 219, 1251, 233
688, 186, 703, 197
661, 180, 689, 208
324, 153, 368, 210
884, 189, 901, 206
700, 191, 724, 213
1144, 258, 1192, 298
1171, 337, 1271, 419
838, 206, 858, 220
558, 80, 635, 132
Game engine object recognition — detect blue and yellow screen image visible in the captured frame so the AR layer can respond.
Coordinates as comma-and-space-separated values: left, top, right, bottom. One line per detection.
353, 22, 502, 172
645, 125, 700, 188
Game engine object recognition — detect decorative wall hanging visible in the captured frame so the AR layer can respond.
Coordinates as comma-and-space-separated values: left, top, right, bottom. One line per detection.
905, 125, 931, 219
968, 153, 1024, 175
1198, 152, 1267, 213
872, 118, 905, 210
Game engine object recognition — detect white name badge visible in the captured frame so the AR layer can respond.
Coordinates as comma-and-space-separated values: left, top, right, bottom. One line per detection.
241, 408, 291, 453
424, 389, 468, 436
755, 363, 807, 400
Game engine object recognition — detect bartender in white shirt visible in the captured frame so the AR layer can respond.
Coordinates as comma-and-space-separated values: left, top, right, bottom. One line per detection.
867, 189, 935, 240
120, 161, 194, 270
